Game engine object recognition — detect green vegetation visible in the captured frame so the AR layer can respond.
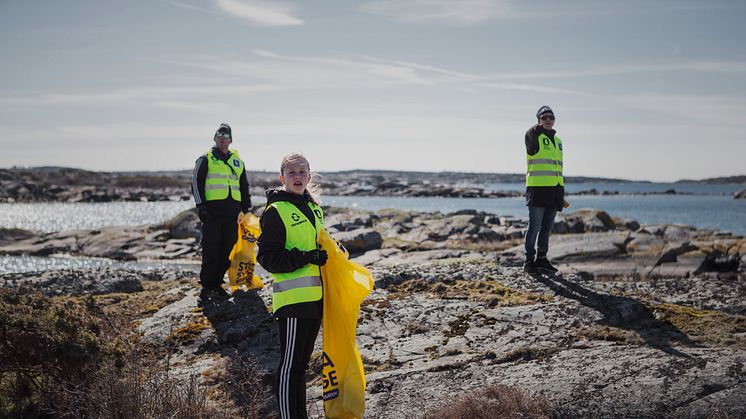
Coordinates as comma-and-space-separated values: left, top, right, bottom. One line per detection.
0, 283, 269, 418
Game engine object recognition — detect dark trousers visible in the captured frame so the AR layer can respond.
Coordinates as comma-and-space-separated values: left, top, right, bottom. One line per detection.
276, 317, 321, 419
199, 215, 237, 288
525, 205, 557, 260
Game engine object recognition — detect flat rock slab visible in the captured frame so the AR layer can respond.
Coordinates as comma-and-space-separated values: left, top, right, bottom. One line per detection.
0, 268, 145, 296
305, 263, 746, 418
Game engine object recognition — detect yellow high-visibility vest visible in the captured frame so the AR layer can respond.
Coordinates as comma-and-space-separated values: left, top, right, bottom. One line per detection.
269, 200, 324, 313
205, 150, 244, 202
526, 133, 564, 187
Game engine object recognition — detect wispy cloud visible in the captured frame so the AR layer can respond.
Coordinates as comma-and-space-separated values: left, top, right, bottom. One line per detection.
170, 49, 472, 88
483, 61, 746, 81
0, 84, 282, 107
479, 82, 592, 96
153, 100, 230, 113
615, 93, 746, 125
215, 0, 303, 26
360, 0, 511, 25
4, 49, 745, 109
166, 0, 220, 15
360, 0, 743, 24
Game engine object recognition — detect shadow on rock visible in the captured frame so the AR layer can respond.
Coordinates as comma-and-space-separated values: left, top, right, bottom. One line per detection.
199, 290, 280, 416
532, 272, 698, 358
199, 290, 279, 366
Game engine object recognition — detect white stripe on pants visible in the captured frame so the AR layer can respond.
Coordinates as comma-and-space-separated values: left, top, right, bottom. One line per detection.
279, 318, 296, 419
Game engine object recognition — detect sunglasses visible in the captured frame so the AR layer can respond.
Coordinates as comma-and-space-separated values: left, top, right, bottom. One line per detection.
215, 133, 231, 139
540, 115, 555, 121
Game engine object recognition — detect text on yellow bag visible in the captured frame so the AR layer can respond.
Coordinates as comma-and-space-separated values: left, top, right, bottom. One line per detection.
319, 229, 373, 419
228, 212, 263, 291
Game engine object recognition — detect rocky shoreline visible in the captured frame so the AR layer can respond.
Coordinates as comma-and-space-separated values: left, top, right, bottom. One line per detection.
1, 204, 745, 417
3, 167, 744, 202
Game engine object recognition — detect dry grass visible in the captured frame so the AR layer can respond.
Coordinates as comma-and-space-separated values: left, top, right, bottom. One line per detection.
652, 302, 746, 348
207, 351, 276, 419
168, 317, 211, 344
0, 285, 258, 418
424, 384, 553, 419
91, 279, 189, 327
51, 350, 228, 419
574, 325, 645, 345
387, 278, 552, 307
495, 345, 561, 364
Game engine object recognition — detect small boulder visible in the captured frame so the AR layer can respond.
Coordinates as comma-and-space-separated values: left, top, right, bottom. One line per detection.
0, 228, 38, 246
696, 251, 741, 273
156, 208, 200, 240
333, 228, 383, 254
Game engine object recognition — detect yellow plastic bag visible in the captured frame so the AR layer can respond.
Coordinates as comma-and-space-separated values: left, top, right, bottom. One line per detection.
227, 212, 263, 291
318, 229, 373, 419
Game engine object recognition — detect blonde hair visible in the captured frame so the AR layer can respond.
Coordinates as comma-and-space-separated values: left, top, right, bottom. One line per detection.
280, 153, 320, 204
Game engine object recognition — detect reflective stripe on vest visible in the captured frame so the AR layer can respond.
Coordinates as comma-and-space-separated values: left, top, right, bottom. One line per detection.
526, 133, 564, 187
204, 150, 244, 202
272, 275, 322, 293
269, 200, 325, 313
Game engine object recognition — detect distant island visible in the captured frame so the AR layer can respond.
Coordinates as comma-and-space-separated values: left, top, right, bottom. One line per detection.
675, 175, 746, 184
1, 166, 745, 203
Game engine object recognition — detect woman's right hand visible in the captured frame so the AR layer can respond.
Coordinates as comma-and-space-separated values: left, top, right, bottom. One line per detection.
303, 249, 328, 266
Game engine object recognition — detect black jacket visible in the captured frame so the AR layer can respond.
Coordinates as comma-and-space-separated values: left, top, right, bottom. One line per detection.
525, 125, 565, 211
192, 148, 252, 217
257, 188, 322, 319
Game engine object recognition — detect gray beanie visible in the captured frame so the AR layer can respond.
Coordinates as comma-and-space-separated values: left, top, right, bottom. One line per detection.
536, 106, 554, 119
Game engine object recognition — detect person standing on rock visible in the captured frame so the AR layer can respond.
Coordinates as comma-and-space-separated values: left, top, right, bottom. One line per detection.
523, 106, 564, 274
191, 123, 251, 300
257, 153, 327, 419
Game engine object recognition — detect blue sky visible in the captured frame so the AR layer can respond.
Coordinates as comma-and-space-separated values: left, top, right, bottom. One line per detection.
1, 0, 745, 181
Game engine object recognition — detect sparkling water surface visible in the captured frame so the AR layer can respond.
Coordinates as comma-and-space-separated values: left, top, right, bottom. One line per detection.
1, 185, 744, 274
0, 254, 199, 274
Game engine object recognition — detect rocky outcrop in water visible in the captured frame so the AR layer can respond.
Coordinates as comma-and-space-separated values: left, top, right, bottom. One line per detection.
2, 207, 744, 280
8, 166, 725, 202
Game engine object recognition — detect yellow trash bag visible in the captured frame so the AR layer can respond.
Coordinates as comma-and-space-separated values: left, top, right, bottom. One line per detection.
227, 212, 263, 291
318, 229, 374, 419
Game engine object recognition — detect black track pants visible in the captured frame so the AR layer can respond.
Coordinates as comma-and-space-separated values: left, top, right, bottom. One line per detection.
199, 215, 237, 288
276, 317, 321, 419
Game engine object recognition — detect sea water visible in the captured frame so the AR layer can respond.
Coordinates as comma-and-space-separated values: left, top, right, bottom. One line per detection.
1, 186, 744, 274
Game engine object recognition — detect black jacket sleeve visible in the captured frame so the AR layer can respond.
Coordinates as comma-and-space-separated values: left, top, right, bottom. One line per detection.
192, 156, 207, 207
239, 168, 251, 213
525, 125, 540, 156
257, 207, 310, 273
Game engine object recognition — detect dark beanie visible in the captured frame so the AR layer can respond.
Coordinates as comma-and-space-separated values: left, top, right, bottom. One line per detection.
536, 106, 554, 119
215, 123, 232, 139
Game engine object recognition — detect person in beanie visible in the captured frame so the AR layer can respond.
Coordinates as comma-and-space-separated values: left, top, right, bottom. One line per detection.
523, 106, 564, 274
191, 123, 252, 300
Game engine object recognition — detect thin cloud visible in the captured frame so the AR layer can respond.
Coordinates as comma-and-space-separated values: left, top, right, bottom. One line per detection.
153, 100, 230, 112
361, 0, 744, 24
360, 0, 511, 25
483, 61, 746, 81
6, 50, 744, 109
165, 0, 220, 15
479, 82, 592, 96
616, 93, 746, 125
215, 0, 303, 26
176, 50, 461, 87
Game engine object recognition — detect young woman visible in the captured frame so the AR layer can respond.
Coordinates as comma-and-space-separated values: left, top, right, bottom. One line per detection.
257, 153, 327, 419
